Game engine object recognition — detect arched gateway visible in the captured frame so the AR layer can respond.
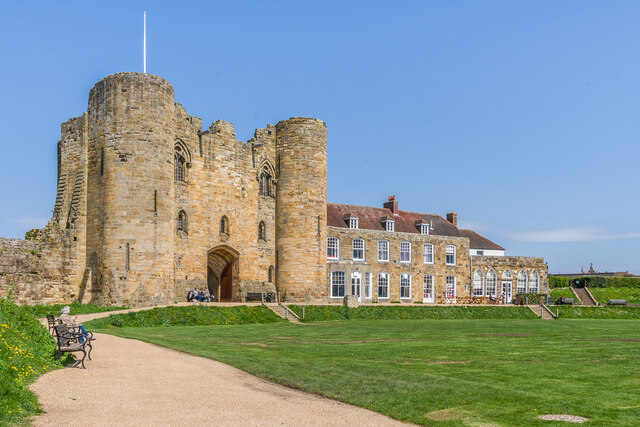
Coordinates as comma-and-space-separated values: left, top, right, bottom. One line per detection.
207, 245, 239, 302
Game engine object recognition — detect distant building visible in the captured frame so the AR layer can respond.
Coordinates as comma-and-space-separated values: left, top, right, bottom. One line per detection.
552, 263, 637, 278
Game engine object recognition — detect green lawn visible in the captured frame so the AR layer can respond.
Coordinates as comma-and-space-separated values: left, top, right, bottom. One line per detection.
589, 287, 640, 305
97, 319, 640, 426
556, 306, 640, 319
549, 287, 579, 304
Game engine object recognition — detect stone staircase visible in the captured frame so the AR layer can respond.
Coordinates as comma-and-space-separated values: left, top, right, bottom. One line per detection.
527, 304, 557, 320
265, 303, 301, 324
571, 286, 598, 306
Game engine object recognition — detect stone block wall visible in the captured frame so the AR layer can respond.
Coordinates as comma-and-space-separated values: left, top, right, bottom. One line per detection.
0, 238, 71, 304
326, 227, 470, 303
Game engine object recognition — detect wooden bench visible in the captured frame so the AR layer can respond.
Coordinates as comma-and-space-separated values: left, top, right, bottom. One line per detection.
245, 292, 276, 302
555, 298, 575, 305
608, 299, 628, 306
46, 314, 59, 334
54, 324, 93, 369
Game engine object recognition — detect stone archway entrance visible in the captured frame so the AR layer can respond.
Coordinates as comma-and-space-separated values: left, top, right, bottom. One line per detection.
207, 245, 239, 302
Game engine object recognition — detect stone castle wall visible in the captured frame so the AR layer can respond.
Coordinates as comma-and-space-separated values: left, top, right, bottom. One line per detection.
0, 238, 71, 304
0, 72, 547, 307
275, 118, 328, 301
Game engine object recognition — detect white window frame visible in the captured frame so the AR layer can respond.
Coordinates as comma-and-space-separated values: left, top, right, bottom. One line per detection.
331, 271, 346, 298
384, 220, 395, 232
365, 272, 372, 299
420, 223, 429, 235
486, 269, 497, 297
423, 243, 434, 264
400, 241, 411, 263
473, 269, 484, 297
446, 245, 456, 266
377, 272, 389, 299
476, 250, 484, 256
377, 240, 389, 262
327, 237, 339, 260
352, 238, 365, 261
349, 217, 359, 229
529, 270, 540, 293
517, 270, 528, 294
502, 269, 513, 279
400, 273, 412, 299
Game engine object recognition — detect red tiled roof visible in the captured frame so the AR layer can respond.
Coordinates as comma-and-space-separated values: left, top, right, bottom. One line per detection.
459, 229, 504, 250
327, 203, 462, 237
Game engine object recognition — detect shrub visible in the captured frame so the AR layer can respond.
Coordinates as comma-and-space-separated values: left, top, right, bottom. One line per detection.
549, 276, 571, 288
550, 276, 640, 289
25, 302, 127, 318
287, 305, 537, 322
0, 298, 64, 425
84, 305, 285, 329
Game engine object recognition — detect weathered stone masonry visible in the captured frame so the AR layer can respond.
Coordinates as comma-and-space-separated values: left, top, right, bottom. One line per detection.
0, 72, 547, 306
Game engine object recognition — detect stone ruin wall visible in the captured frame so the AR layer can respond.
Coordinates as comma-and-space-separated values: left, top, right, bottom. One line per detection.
0, 238, 70, 304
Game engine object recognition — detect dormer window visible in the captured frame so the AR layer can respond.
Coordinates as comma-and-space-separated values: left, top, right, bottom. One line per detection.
349, 217, 359, 229
381, 219, 395, 232
344, 214, 359, 229
415, 220, 430, 235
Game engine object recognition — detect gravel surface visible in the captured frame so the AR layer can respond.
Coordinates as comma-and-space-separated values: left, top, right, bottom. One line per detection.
31, 308, 409, 426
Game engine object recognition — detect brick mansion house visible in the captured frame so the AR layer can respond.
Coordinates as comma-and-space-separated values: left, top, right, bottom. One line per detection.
0, 72, 547, 306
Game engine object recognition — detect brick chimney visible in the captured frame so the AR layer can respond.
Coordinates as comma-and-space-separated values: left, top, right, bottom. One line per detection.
446, 212, 457, 227
383, 195, 398, 214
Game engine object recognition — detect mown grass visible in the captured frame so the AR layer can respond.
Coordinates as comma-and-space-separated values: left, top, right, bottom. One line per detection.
25, 302, 128, 318
549, 287, 579, 304
287, 305, 537, 322
0, 298, 65, 426
99, 319, 640, 426
83, 305, 285, 329
556, 306, 640, 319
590, 287, 640, 304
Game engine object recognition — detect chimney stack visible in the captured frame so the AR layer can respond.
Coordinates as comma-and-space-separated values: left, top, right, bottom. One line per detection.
446, 212, 457, 227
383, 195, 398, 214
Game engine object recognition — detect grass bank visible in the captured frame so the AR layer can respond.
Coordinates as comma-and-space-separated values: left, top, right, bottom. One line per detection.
556, 306, 640, 319
25, 302, 128, 318
287, 305, 537, 322
0, 298, 64, 426
100, 319, 640, 426
589, 287, 640, 305
83, 305, 285, 329
549, 287, 579, 304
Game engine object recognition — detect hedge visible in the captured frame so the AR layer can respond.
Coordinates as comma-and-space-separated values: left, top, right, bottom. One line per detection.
549, 276, 640, 289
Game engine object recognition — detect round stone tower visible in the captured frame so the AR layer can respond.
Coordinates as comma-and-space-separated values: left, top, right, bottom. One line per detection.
275, 117, 327, 301
86, 73, 176, 306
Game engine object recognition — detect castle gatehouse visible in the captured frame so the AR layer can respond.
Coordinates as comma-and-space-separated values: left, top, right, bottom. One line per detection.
0, 72, 547, 306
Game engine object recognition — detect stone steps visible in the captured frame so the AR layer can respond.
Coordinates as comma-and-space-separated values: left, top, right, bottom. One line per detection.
572, 286, 597, 306
527, 304, 557, 320
265, 303, 301, 324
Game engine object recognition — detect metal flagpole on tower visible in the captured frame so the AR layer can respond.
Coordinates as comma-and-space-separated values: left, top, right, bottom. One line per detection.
143, 11, 147, 73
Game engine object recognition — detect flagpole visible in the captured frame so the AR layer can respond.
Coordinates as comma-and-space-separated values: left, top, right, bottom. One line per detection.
143, 11, 147, 73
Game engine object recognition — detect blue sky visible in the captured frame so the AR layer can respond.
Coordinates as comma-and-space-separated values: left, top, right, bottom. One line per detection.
1, 1, 639, 274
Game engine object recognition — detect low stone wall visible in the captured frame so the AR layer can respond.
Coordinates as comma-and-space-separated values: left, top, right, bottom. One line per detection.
0, 238, 71, 304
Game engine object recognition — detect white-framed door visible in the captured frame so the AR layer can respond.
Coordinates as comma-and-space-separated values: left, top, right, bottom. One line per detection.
423, 274, 434, 303
445, 275, 457, 304
502, 281, 512, 304
351, 272, 362, 302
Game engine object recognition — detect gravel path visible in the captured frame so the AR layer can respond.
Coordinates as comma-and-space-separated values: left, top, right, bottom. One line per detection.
31, 308, 408, 426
